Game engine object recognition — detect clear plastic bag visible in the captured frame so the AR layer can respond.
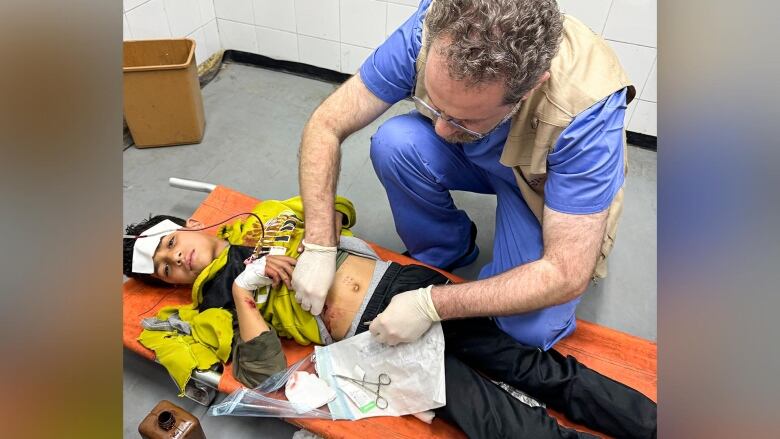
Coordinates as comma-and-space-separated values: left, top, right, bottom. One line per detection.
208, 353, 333, 419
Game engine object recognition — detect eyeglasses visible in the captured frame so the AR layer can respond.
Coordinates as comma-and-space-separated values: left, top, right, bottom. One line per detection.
412, 95, 522, 140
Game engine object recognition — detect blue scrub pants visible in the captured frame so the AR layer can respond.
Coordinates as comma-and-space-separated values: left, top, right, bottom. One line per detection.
369, 111, 581, 350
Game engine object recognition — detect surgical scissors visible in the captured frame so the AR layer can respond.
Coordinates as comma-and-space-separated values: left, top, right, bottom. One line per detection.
332, 372, 392, 409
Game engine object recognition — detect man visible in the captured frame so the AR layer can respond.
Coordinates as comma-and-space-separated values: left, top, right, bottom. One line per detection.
293, 0, 635, 350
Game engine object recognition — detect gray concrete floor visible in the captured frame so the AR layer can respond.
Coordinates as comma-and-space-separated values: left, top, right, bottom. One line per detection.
123, 62, 657, 437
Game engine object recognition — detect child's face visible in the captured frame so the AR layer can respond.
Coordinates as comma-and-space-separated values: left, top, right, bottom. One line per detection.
151, 226, 226, 284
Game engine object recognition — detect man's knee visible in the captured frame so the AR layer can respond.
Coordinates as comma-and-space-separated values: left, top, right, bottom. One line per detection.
370, 114, 430, 175
496, 311, 578, 351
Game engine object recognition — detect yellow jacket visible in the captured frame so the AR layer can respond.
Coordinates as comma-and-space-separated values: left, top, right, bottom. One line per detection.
138, 196, 356, 393
193, 196, 356, 344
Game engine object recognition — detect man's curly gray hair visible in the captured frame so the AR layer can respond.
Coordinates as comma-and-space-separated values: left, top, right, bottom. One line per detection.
425, 0, 564, 104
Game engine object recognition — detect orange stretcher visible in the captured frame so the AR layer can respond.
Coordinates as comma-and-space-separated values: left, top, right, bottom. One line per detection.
124, 185, 657, 438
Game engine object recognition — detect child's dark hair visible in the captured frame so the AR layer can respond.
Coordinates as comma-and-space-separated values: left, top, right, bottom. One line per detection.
124, 215, 186, 285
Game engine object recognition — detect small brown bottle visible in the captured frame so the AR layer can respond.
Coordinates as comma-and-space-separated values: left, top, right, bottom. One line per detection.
138, 400, 207, 439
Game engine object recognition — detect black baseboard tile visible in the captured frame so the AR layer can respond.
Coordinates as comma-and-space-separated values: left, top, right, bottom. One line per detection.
223, 49, 352, 85
626, 131, 657, 150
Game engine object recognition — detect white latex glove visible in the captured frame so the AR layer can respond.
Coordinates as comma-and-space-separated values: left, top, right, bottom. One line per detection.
291, 240, 337, 315
368, 285, 441, 345
234, 256, 273, 291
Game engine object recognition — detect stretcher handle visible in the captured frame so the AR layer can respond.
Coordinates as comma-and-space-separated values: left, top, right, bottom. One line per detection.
192, 368, 221, 388
169, 177, 216, 193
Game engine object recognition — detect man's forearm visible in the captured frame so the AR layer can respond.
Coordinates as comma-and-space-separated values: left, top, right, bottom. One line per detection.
431, 257, 582, 319
297, 74, 392, 246
432, 207, 606, 319
299, 113, 341, 246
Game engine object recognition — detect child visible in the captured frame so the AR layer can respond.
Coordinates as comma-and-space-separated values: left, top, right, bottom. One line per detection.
125, 196, 656, 439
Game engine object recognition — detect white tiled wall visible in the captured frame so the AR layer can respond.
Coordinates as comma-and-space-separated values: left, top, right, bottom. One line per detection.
124, 0, 656, 136
299, 35, 342, 71
607, 41, 656, 100
256, 26, 299, 62
123, 0, 221, 67
217, 19, 257, 53
254, 0, 296, 33
641, 59, 657, 102
213, 0, 253, 25
125, 0, 171, 39
295, 0, 340, 41
558, 0, 657, 135
386, 3, 418, 37
341, 44, 374, 75
340, 0, 388, 48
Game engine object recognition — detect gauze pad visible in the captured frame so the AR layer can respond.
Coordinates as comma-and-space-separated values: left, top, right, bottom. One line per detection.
132, 219, 182, 274
284, 371, 336, 414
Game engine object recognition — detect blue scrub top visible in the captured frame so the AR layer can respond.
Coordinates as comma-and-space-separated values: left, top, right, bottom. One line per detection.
359, 0, 626, 216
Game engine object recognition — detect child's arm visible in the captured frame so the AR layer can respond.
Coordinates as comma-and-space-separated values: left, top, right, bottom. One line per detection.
231, 284, 270, 342
232, 255, 297, 340
230, 278, 289, 388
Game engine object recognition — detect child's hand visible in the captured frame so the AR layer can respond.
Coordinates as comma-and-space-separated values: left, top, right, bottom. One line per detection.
235, 256, 273, 291
264, 255, 297, 289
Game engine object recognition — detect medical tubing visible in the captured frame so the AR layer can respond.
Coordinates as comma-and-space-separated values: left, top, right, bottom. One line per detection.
136, 291, 173, 316
125, 212, 264, 242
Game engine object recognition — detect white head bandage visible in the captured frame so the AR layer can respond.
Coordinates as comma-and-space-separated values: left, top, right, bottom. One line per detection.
131, 219, 182, 274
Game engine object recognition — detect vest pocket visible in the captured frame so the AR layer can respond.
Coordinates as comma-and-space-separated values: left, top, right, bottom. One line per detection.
531, 120, 564, 174
514, 120, 563, 192
594, 187, 625, 279
594, 231, 614, 279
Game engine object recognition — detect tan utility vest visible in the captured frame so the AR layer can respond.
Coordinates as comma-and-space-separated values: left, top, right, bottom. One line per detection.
412, 15, 635, 278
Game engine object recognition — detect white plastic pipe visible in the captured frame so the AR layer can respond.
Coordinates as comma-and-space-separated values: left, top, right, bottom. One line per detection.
168, 177, 216, 193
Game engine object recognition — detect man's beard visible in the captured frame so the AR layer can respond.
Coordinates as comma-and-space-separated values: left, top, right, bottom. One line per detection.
432, 120, 481, 144
441, 132, 480, 144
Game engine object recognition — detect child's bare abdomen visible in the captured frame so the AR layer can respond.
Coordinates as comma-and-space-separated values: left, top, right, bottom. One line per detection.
321, 254, 376, 340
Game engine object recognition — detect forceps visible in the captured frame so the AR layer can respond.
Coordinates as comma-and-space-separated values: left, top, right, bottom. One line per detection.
332, 372, 392, 409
